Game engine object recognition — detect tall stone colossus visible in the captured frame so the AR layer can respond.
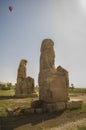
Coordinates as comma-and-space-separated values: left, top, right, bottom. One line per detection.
15, 59, 34, 97
38, 39, 69, 111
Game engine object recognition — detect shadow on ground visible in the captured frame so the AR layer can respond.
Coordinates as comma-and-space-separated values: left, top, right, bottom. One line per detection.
0, 95, 37, 100
0, 112, 63, 130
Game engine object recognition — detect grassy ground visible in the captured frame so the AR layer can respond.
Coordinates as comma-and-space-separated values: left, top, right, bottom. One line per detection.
0, 97, 38, 117
0, 88, 39, 117
78, 126, 86, 130
69, 88, 86, 93
0, 88, 86, 130
0, 89, 15, 97
0, 87, 86, 96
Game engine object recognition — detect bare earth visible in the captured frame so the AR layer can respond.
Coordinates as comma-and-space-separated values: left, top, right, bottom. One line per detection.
15, 93, 86, 130
0, 93, 86, 130
13, 112, 86, 130
51, 118, 86, 130
69, 93, 86, 103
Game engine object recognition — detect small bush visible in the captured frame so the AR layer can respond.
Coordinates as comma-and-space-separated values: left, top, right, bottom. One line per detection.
0, 85, 11, 90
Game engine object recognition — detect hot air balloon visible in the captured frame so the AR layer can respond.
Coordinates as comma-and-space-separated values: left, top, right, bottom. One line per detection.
9, 6, 13, 12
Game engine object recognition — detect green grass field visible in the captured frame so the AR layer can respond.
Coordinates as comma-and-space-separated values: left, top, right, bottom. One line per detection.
69, 87, 86, 93
0, 87, 86, 97
0, 89, 15, 97
0, 87, 38, 117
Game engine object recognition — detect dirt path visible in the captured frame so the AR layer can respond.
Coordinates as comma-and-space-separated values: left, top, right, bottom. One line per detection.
51, 118, 86, 130
69, 93, 86, 103
0, 109, 86, 130
12, 112, 86, 130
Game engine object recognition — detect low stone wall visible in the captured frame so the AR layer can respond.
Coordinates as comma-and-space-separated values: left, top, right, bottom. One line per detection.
31, 100, 67, 113
67, 99, 83, 110
30, 98, 83, 113
19, 98, 83, 116
42, 102, 66, 112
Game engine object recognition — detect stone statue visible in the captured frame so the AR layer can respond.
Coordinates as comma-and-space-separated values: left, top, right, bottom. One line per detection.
40, 39, 55, 70
38, 39, 69, 112
17, 59, 27, 79
15, 59, 34, 97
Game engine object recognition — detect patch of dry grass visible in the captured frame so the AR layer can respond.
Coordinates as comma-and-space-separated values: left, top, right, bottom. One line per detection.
0, 97, 38, 116
0, 89, 15, 97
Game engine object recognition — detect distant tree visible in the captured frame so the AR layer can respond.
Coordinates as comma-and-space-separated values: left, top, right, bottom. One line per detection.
7, 82, 12, 87
0, 82, 13, 90
71, 83, 74, 91
0, 85, 11, 90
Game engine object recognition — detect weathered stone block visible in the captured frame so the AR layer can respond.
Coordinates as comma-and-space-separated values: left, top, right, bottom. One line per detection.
67, 99, 83, 109
31, 100, 44, 108
38, 39, 69, 112
35, 108, 43, 114
15, 59, 34, 97
56, 102, 66, 111
20, 108, 34, 114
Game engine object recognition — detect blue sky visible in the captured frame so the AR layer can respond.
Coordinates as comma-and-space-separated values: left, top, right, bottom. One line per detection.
0, 0, 86, 88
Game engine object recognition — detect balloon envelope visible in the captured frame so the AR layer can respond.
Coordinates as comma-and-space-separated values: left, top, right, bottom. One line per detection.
9, 6, 13, 11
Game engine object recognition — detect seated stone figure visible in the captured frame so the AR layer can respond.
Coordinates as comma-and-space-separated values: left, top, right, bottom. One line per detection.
15, 59, 34, 97
38, 39, 69, 112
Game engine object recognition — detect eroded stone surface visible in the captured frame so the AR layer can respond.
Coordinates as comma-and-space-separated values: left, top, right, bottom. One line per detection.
38, 39, 69, 111
15, 59, 34, 97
